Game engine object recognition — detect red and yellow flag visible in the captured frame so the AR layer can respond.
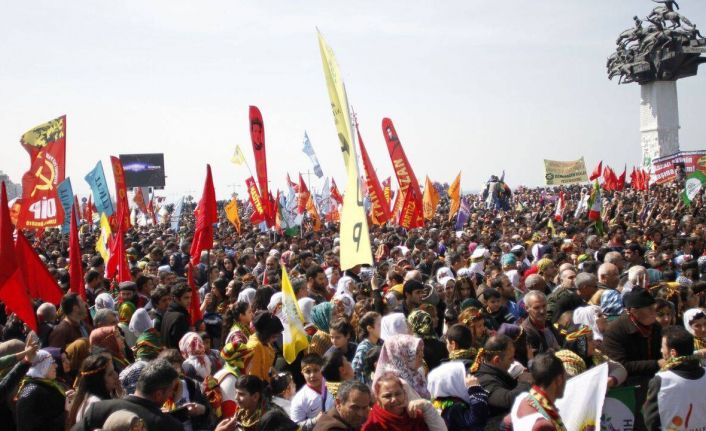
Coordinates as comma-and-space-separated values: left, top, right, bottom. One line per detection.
382, 118, 423, 228
357, 122, 390, 225
110, 156, 131, 229
246, 176, 266, 224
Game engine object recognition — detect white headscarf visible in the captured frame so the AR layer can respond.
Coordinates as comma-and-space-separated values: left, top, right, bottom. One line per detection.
683, 308, 706, 336
573, 305, 604, 341
268, 292, 283, 319
94, 293, 115, 311
333, 292, 354, 317
237, 287, 257, 306
380, 312, 410, 341
427, 361, 471, 404
178, 332, 211, 380
336, 276, 354, 296
128, 308, 153, 337
298, 298, 316, 323
27, 350, 54, 379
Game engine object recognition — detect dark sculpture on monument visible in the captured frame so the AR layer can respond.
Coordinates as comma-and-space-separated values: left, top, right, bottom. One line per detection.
607, 1, 706, 167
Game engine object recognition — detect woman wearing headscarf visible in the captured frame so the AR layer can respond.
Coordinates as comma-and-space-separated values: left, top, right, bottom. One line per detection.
373, 334, 431, 399
119, 328, 163, 395
408, 310, 448, 371
309, 302, 334, 356
41, 347, 72, 390
15, 350, 66, 431
89, 326, 130, 373
179, 332, 212, 381
572, 305, 608, 349
683, 308, 706, 365
237, 287, 257, 308
427, 361, 488, 431
380, 312, 411, 341
64, 338, 90, 384
555, 324, 627, 386
127, 308, 153, 347
117, 302, 136, 346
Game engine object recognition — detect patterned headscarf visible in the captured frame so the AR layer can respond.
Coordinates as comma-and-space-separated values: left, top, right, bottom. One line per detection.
555, 349, 587, 377
408, 310, 435, 339
134, 328, 163, 360
381, 313, 411, 341
220, 341, 253, 375
118, 302, 136, 324
65, 338, 90, 372
311, 302, 334, 333
179, 332, 211, 379
94, 293, 115, 311
26, 350, 55, 379
373, 334, 429, 399
90, 326, 127, 364
572, 305, 604, 341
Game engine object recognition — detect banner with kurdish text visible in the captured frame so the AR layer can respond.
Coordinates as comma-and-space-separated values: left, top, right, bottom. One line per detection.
652, 150, 706, 185
84, 161, 114, 216
544, 157, 588, 185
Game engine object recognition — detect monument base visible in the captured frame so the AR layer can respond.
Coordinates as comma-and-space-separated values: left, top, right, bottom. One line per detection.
640, 81, 680, 167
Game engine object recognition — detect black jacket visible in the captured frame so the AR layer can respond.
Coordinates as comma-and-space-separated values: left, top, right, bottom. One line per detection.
602, 314, 662, 381
643, 361, 705, 431
71, 395, 185, 431
15, 378, 66, 431
474, 362, 530, 419
161, 301, 190, 349
0, 360, 30, 431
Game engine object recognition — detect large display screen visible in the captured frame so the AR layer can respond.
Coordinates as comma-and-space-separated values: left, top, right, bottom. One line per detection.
118, 153, 166, 188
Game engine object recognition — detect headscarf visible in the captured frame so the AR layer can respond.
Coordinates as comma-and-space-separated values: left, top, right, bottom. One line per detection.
118, 302, 136, 324
90, 327, 127, 363
220, 341, 253, 375
562, 324, 593, 363
298, 298, 316, 323
366, 403, 430, 431
237, 287, 257, 306
380, 313, 410, 341
311, 302, 334, 333
408, 310, 435, 339
280, 250, 294, 267
26, 350, 55, 379
267, 292, 283, 317
65, 338, 90, 372
134, 328, 163, 360
554, 349, 587, 377
683, 308, 706, 337
333, 293, 354, 317
572, 305, 604, 341
336, 276, 354, 297
427, 361, 471, 404
373, 334, 429, 399
128, 308, 153, 337
101, 410, 142, 431
179, 332, 211, 379
94, 293, 115, 311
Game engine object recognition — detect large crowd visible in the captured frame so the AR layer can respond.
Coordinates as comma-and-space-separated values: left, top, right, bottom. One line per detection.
1, 179, 706, 431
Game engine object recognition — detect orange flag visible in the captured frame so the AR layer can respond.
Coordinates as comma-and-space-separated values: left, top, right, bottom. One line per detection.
448, 172, 461, 221
306, 195, 322, 232
224, 198, 241, 234
422, 176, 439, 220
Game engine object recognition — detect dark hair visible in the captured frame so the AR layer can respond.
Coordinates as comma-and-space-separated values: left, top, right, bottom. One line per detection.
158, 348, 183, 365
170, 283, 190, 299
338, 380, 372, 404
212, 278, 228, 298
387, 270, 404, 285
136, 359, 179, 395
235, 375, 268, 403
662, 325, 695, 356
530, 352, 565, 387
84, 269, 101, 284
358, 311, 380, 340
481, 288, 502, 300
67, 354, 113, 428
223, 301, 251, 333
329, 319, 353, 338
136, 275, 152, 292
150, 285, 170, 305
270, 371, 293, 396
61, 293, 81, 316
446, 324, 472, 349
364, 346, 381, 376
253, 287, 275, 312
306, 266, 324, 281
482, 334, 513, 361
301, 352, 324, 368
322, 349, 346, 382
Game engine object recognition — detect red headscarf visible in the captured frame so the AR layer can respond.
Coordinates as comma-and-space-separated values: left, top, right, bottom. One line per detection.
362, 404, 430, 431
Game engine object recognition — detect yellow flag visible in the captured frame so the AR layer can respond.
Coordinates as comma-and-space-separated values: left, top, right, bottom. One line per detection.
423, 176, 440, 220
224, 198, 241, 234
317, 30, 372, 269
448, 172, 461, 221
96, 213, 112, 262
281, 266, 310, 363
230, 145, 246, 166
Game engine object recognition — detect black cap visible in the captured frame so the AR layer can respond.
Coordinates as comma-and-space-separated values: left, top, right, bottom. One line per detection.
623, 288, 655, 309
403, 279, 425, 295
118, 281, 137, 292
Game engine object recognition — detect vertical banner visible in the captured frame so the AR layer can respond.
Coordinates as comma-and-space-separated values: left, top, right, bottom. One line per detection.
17, 115, 67, 229
318, 30, 372, 268
249, 106, 271, 225
110, 156, 131, 229
84, 161, 114, 216
57, 178, 76, 232
170, 197, 184, 232
382, 118, 423, 227
357, 123, 390, 225
246, 176, 266, 223
303, 132, 324, 178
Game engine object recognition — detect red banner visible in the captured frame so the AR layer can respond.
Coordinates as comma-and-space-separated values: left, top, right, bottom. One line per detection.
382, 118, 423, 227
382, 177, 392, 207
17, 116, 67, 229
246, 176, 266, 223
298, 174, 310, 215
398, 189, 421, 229
110, 156, 131, 229
652, 150, 706, 184
249, 106, 272, 225
357, 124, 390, 225
330, 178, 343, 205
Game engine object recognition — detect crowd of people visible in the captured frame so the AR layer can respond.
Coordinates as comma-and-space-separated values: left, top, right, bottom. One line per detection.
1, 179, 706, 431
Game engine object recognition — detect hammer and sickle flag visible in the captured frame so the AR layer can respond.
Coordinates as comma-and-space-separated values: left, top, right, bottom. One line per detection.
17, 116, 67, 229
317, 30, 372, 269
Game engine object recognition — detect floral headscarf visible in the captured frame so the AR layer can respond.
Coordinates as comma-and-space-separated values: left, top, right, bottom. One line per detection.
311, 302, 334, 333
89, 327, 127, 364
380, 313, 410, 341
179, 332, 211, 379
373, 334, 429, 399
683, 308, 706, 337
27, 350, 55, 379
408, 310, 435, 339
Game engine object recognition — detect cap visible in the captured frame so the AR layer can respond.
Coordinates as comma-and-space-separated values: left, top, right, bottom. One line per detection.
623, 288, 656, 309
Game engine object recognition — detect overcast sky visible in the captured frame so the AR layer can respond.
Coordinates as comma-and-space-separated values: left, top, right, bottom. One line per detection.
1, 1, 705, 200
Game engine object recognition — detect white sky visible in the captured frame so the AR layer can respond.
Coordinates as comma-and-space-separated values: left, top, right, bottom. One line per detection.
1, 1, 705, 200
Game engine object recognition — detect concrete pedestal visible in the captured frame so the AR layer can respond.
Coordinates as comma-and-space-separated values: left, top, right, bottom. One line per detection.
640, 81, 680, 167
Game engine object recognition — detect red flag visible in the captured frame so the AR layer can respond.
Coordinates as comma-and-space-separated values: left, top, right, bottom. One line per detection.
133, 187, 148, 214
382, 118, 423, 226
590, 161, 603, 181
187, 265, 202, 326
357, 122, 390, 225
190, 165, 217, 266
330, 179, 343, 205
106, 208, 131, 283
147, 197, 157, 224
398, 189, 423, 229
0, 182, 37, 332
86, 196, 93, 225
382, 177, 392, 207
603, 165, 617, 191
15, 231, 63, 305
69, 197, 85, 299
297, 174, 310, 215
249, 106, 272, 226
629, 166, 637, 189
287, 173, 299, 193
110, 156, 131, 229
245, 176, 266, 224
616, 166, 626, 191
554, 191, 566, 222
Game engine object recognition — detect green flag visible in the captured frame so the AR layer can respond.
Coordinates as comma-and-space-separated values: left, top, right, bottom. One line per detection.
681, 171, 706, 206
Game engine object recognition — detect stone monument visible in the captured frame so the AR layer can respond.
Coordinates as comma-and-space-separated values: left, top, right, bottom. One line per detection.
607, 0, 706, 168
